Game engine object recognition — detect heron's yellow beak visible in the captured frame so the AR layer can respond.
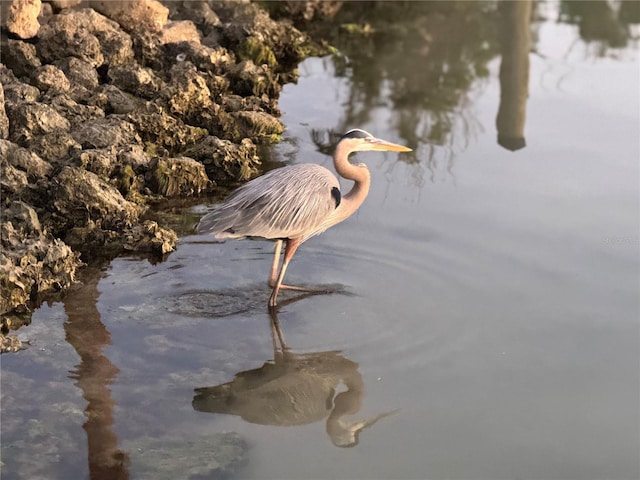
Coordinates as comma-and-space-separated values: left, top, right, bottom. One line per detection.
369, 137, 412, 152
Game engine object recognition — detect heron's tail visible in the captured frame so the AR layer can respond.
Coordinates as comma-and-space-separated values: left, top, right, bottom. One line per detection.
195, 208, 242, 239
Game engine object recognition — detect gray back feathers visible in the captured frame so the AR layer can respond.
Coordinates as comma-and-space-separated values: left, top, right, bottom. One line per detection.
196, 164, 340, 240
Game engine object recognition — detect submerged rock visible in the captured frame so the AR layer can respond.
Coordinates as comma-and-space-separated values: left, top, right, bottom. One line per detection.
123, 432, 247, 479
123, 220, 177, 256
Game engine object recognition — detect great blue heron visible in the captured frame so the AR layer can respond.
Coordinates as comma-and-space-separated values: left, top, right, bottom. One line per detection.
196, 129, 412, 307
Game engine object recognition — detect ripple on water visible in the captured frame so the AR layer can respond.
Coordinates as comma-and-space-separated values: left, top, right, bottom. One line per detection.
167, 287, 268, 317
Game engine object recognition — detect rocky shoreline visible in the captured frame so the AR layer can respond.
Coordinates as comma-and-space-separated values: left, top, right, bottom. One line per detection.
1, 0, 338, 346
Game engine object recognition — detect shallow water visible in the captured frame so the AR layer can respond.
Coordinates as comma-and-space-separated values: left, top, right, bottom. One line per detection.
2, 3, 639, 479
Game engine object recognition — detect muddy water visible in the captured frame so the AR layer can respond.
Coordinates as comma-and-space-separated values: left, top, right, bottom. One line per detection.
2, 3, 639, 480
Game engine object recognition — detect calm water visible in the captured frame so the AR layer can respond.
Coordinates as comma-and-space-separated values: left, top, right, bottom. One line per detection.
2, 3, 639, 479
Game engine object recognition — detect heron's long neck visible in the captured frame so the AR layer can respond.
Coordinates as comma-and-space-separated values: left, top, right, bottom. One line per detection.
333, 141, 371, 222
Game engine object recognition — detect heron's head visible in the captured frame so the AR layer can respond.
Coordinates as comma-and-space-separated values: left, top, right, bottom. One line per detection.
339, 129, 412, 154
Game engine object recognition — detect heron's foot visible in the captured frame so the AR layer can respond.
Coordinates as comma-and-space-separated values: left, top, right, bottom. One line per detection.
268, 283, 346, 308
279, 284, 336, 294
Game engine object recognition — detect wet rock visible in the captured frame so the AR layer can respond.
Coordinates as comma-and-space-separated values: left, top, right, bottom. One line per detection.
145, 156, 213, 197
0, 204, 82, 315
181, 136, 261, 186
89, 0, 169, 34
7, 101, 71, 144
123, 220, 177, 256
70, 116, 140, 149
29, 65, 70, 94
0, 334, 24, 354
3, 0, 42, 39
0, 39, 42, 79
0, 232, 81, 314
112, 165, 142, 200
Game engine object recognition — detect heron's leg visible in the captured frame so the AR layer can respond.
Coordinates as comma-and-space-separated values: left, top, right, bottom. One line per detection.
268, 239, 284, 288
268, 307, 288, 353
269, 238, 301, 307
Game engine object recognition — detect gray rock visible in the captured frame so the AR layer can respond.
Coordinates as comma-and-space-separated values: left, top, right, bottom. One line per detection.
29, 65, 70, 94
46, 93, 105, 128
0, 161, 29, 195
89, 84, 140, 115
8, 101, 71, 144
2, 79, 41, 107
108, 63, 165, 100
51, 166, 141, 234
27, 132, 81, 163
70, 117, 140, 149
55, 57, 100, 91
38, 16, 104, 67
0, 39, 42, 79
2, 140, 53, 180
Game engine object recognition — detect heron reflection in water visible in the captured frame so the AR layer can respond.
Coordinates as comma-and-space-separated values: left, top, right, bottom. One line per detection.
192, 310, 397, 447
196, 129, 412, 307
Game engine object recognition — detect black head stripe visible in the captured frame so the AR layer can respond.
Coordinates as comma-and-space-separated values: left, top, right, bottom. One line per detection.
341, 129, 371, 140
331, 186, 341, 208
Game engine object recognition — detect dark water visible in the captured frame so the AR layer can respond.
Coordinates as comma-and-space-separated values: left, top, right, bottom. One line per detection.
2, 2, 639, 479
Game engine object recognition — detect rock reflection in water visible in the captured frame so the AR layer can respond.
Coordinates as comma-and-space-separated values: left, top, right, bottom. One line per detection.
63, 266, 130, 480
193, 310, 396, 448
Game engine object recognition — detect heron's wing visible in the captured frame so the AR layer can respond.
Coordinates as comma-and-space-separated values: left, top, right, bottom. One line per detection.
197, 164, 340, 240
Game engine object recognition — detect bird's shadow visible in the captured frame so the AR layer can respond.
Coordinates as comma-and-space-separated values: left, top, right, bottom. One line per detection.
167, 283, 354, 318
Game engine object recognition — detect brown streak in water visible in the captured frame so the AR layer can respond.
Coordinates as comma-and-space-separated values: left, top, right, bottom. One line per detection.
63, 267, 130, 480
